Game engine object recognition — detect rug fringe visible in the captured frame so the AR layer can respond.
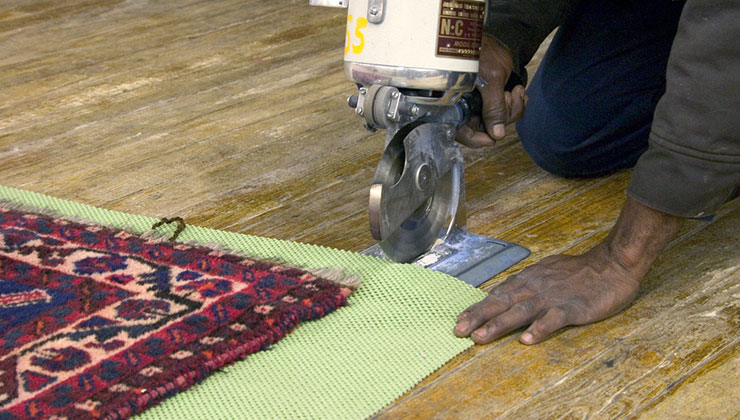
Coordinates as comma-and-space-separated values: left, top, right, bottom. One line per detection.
0, 200, 362, 290
307, 267, 363, 290
172, 240, 363, 291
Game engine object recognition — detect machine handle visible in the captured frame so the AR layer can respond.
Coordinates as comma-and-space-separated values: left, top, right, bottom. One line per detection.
459, 70, 524, 127
457, 89, 483, 128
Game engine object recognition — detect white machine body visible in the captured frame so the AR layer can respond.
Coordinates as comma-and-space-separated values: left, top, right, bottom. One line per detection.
343, 0, 486, 97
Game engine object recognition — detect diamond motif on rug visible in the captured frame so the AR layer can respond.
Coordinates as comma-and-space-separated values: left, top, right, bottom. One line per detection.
0, 205, 355, 419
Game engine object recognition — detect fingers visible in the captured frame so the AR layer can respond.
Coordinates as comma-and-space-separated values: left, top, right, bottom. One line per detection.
469, 298, 542, 344
455, 84, 528, 148
520, 307, 570, 345
454, 276, 528, 337
457, 35, 527, 145
453, 268, 571, 345
454, 293, 513, 337
509, 85, 527, 123
455, 124, 495, 148
480, 84, 527, 139
458, 298, 569, 345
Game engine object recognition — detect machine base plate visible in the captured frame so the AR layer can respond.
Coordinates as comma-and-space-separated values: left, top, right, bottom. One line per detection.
361, 229, 530, 287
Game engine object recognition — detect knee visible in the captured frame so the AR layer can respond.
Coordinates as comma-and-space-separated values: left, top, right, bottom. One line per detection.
516, 121, 609, 179
515, 104, 650, 179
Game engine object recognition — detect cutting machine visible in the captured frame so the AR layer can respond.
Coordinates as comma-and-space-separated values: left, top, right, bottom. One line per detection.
310, 0, 529, 286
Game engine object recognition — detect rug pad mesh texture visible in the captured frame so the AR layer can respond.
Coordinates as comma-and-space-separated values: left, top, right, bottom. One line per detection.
0, 185, 486, 420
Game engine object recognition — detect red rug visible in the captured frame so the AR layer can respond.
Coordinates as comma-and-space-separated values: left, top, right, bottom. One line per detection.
0, 205, 355, 419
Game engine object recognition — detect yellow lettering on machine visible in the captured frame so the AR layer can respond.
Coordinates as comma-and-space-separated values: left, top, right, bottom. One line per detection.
345, 15, 352, 55
352, 17, 367, 54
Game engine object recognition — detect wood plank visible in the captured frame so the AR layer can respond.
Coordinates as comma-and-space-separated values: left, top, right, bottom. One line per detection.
0, 2, 353, 222
639, 343, 740, 420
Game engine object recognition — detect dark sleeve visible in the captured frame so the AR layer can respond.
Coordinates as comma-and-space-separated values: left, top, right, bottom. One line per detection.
626, 0, 740, 218
484, 0, 579, 84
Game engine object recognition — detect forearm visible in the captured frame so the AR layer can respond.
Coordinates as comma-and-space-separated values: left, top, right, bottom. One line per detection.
601, 197, 683, 279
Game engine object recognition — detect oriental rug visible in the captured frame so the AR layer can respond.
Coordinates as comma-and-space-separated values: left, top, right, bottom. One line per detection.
0, 203, 356, 420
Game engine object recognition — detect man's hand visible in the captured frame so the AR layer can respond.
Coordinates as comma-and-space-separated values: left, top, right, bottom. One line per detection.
454, 197, 683, 345
456, 35, 528, 148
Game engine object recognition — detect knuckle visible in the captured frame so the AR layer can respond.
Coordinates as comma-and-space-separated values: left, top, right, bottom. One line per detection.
462, 304, 484, 320
459, 308, 473, 318
522, 275, 544, 290
485, 67, 507, 83
529, 321, 547, 338
482, 108, 506, 124
501, 273, 524, 288
513, 299, 537, 316
564, 298, 591, 324
485, 317, 504, 334
465, 303, 493, 322
550, 306, 570, 325
488, 289, 514, 308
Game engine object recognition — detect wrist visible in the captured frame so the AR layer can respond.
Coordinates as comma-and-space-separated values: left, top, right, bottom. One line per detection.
602, 197, 683, 277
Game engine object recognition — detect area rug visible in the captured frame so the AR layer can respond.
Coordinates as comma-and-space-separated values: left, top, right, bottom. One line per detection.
0, 203, 357, 420
0, 185, 486, 420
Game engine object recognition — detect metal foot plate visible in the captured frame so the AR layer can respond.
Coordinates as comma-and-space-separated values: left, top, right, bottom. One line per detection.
361, 228, 530, 287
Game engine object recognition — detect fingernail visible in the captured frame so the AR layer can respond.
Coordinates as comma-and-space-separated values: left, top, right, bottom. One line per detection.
455, 321, 469, 332
472, 328, 486, 339
492, 124, 505, 138
521, 332, 534, 344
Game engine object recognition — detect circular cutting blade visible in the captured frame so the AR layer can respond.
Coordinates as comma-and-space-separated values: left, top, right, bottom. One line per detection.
378, 168, 456, 262
369, 123, 460, 263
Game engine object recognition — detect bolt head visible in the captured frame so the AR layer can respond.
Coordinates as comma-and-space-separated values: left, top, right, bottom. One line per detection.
415, 164, 433, 192
369, 6, 379, 15
391, 91, 400, 99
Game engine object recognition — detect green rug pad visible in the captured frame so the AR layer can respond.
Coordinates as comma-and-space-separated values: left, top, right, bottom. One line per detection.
0, 185, 485, 419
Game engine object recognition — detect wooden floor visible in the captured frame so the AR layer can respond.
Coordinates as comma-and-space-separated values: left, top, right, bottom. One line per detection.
1, 1, 738, 418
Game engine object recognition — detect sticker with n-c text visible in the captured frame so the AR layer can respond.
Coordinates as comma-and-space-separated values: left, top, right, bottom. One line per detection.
436, 0, 485, 60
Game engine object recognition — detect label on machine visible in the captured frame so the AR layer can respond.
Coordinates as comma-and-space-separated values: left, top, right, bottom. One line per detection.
436, 0, 485, 60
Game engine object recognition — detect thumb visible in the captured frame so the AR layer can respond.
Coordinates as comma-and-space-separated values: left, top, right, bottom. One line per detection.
476, 35, 515, 140
480, 84, 507, 139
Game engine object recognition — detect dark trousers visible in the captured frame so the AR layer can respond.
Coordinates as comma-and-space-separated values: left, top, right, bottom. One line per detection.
516, 0, 685, 178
